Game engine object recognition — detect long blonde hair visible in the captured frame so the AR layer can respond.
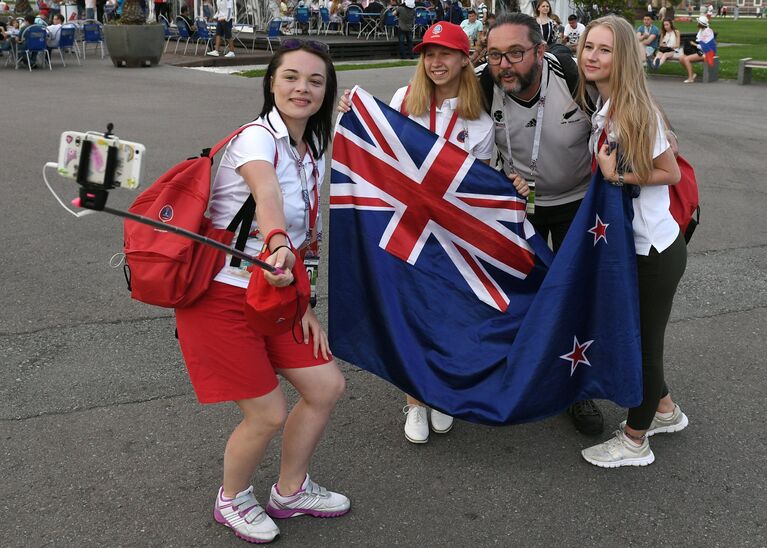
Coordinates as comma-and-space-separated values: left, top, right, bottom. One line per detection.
405, 54, 485, 120
576, 15, 659, 183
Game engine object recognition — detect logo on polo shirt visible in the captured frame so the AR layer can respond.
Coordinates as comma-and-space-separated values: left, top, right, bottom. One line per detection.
457, 129, 468, 143
525, 118, 537, 128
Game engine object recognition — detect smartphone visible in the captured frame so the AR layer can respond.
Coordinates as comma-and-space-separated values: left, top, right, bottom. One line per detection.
57, 131, 146, 189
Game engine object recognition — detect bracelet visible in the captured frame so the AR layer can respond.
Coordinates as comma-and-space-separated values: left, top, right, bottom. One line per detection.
269, 244, 291, 255
609, 171, 625, 186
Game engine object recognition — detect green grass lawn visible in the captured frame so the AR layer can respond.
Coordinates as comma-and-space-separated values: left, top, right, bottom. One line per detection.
652, 18, 767, 81
672, 17, 767, 44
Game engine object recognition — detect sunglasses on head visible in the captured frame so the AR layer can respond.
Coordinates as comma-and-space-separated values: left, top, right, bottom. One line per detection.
280, 39, 330, 54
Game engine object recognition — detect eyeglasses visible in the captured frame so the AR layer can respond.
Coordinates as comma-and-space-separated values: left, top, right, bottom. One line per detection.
281, 39, 330, 54
486, 46, 537, 65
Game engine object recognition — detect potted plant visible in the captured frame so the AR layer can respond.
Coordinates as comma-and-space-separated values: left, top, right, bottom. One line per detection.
103, 0, 165, 67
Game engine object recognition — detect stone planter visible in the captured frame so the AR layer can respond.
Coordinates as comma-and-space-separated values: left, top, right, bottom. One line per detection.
103, 24, 165, 67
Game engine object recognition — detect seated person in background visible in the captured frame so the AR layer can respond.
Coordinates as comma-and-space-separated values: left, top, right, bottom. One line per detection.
636, 14, 660, 67
17, 15, 40, 66
470, 28, 487, 64
179, 4, 194, 27
652, 17, 681, 69
460, 8, 483, 45
45, 12, 65, 47
562, 13, 584, 53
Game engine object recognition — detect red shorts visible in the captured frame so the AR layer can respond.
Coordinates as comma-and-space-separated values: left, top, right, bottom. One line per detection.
175, 281, 331, 403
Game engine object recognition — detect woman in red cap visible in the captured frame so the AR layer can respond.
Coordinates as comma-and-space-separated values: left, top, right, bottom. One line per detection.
339, 21, 529, 445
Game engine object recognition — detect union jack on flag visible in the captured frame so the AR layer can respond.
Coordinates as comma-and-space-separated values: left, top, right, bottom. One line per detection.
330, 86, 551, 312
328, 87, 643, 425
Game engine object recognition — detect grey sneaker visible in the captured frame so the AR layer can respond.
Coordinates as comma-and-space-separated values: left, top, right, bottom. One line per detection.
581, 430, 655, 468
620, 405, 689, 437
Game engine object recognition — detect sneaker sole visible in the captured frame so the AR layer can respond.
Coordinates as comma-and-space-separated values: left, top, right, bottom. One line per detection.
213, 508, 279, 544
431, 422, 453, 434
265, 505, 350, 519
581, 451, 655, 468
404, 432, 429, 444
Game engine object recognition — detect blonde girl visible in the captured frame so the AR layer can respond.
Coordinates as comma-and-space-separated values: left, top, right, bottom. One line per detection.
576, 15, 688, 468
339, 22, 528, 444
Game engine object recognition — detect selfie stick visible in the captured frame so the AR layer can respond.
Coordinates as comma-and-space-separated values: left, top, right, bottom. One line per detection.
72, 193, 280, 275
66, 123, 281, 275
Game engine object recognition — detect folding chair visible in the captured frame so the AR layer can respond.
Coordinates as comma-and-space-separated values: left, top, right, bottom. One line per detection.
159, 14, 177, 53
318, 7, 341, 35
51, 25, 81, 66
266, 18, 281, 52
295, 7, 310, 35
383, 10, 397, 39
19, 25, 52, 70
194, 19, 213, 55
174, 16, 193, 54
81, 21, 104, 59
413, 8, 429, 38
345, 6, 362, 37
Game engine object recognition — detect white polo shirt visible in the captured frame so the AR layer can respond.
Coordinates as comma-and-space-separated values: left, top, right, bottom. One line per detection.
210, 108, 324, 288
390, 86, 495, 160
590, 98, 679, 256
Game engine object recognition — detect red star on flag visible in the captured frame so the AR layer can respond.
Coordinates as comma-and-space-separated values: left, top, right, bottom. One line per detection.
560, 336, 594, 376
587, 214, 609, 246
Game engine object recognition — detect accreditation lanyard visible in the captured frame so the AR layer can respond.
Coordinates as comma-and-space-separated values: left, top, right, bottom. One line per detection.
286, 142, 320, 250
429, 95, 461, 142
502, 67, 549, 180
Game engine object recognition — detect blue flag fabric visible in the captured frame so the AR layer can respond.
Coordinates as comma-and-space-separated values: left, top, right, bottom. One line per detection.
328, 87, 642, 425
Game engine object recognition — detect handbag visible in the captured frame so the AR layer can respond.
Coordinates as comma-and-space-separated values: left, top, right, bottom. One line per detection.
244, 229, 311, 338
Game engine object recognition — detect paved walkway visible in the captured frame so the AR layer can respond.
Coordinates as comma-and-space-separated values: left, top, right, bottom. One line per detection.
1, 58, 766, 546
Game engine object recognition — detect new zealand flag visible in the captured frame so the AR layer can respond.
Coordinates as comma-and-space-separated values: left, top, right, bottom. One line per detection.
328, 87, 642, 425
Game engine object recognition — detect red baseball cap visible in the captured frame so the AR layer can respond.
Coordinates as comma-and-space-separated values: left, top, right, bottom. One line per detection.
413, 22, 470, 57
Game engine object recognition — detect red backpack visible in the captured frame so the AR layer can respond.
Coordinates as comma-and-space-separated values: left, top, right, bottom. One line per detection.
123, 124, 276, 308
669, 154, 700, 243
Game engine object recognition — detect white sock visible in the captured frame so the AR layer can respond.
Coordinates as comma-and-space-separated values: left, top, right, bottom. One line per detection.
656, 408, 674, 420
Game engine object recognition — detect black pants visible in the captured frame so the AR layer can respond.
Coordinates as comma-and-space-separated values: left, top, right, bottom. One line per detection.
528, 199, 582, 252
626, 232, 687, 430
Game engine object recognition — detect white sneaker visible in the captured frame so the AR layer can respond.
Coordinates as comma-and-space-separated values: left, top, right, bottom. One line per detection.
403, 404, 429, 443
619, 404, 689, 437
206, 50, 220, 57
266, 475, 350, 519
430, 408, 454, 434
213, 486, 280, 543
581, 429, 655, 468
225, 51, 235, 58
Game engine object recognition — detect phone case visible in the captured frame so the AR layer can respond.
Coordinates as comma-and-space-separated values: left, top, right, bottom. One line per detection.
57, 131, 146, 189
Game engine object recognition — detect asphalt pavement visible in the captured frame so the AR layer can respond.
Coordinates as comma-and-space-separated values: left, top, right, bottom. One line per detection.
1, 58, 766, 547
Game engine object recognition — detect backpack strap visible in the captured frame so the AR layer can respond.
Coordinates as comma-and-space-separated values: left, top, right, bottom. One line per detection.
212, 122, 280, 268
226, 195, 255, 268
